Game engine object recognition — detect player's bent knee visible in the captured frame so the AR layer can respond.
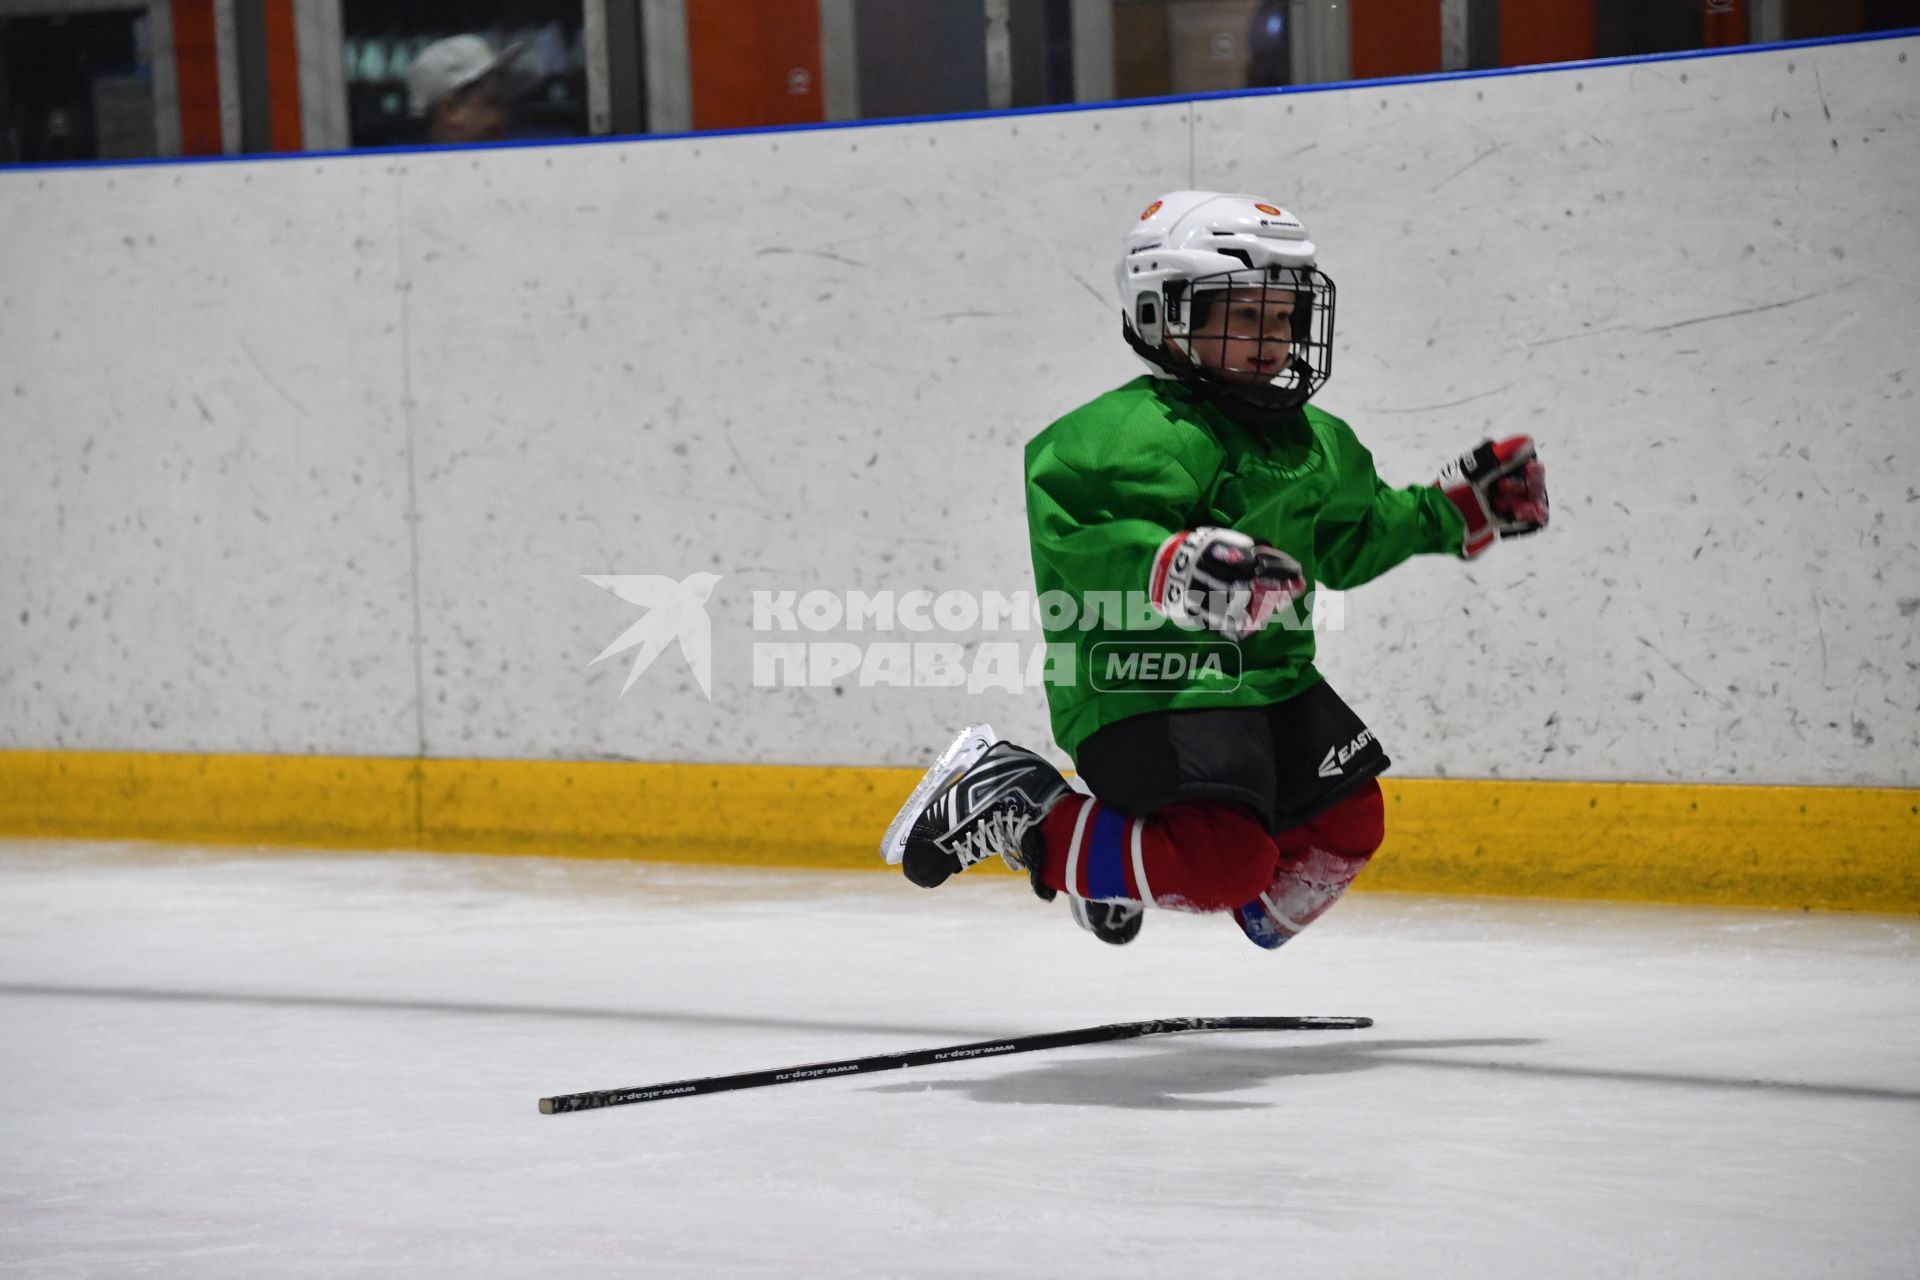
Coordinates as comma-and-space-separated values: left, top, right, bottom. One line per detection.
1307, 780, 1385, 859
1148, 801, 1279, 911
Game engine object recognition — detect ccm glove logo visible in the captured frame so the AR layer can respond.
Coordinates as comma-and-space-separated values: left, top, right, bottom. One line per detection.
1149, 527, 1305, 642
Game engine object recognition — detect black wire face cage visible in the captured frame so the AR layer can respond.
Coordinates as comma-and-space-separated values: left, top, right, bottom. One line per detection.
1164, 265, 1336, 412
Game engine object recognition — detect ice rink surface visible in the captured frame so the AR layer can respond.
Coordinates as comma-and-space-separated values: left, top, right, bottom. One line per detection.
2, 842, 1916, 1278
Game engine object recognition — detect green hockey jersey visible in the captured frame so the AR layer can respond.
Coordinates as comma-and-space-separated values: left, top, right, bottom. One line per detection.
1025, 376, 1465, 760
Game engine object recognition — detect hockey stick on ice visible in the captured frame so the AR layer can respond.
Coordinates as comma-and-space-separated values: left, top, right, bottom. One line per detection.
538, 1015, 1372, 1114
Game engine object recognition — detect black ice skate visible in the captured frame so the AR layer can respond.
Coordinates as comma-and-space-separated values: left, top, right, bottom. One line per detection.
882, 724, 1070, 892
1068, 896, 1144, 946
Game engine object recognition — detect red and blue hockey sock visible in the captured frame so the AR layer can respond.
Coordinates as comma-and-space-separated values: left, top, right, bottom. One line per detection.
1037, 796, 1279, 912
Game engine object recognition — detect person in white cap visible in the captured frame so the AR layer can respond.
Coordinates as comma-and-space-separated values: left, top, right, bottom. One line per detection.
406, 35, 523, 145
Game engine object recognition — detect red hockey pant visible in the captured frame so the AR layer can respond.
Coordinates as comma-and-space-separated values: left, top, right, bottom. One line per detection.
1036, 781, 1385, 915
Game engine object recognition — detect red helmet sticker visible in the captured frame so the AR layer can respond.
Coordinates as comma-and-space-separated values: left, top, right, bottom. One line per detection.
1254, 203, 1282, 216
1140, 200, 1163, 220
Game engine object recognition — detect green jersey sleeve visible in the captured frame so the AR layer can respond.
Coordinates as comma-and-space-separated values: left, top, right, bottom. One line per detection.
1311, 419, 1466, 589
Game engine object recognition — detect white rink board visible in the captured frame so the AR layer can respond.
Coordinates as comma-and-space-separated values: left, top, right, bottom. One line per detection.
1, 845, 1917, 1277
393, 105, 1190, 764
1, 38, 1916, 784
0, 160, 418, 756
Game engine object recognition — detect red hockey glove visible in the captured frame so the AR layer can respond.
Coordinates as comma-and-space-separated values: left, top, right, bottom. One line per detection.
1149, 527, 1306, 641
1436, 436, 1549, 559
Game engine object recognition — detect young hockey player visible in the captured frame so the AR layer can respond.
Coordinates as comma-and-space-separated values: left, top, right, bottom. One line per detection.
882, 191, 1548, 949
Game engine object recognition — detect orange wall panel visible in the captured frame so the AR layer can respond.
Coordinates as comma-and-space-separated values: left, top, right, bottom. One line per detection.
1500, 0, 1595, 67
172, 0, 222, 155
687, 0, 825, 131
263, 0, 304, 152
1703, 1, 1748, 48
1350, 0, 1443, 79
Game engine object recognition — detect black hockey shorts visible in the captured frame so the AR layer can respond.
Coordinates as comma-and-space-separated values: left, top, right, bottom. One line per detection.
1071, 680, 1389, 834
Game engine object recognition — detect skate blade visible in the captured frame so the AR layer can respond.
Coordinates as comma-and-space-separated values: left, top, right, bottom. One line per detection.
879, 723, 998, 865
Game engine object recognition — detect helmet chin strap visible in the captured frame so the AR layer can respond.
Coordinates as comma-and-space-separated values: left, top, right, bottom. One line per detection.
1120, 317, 1315, 415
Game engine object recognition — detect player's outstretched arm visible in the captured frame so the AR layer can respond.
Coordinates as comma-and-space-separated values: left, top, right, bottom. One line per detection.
1311, 426, 1464, 590
1435, 435, 1550, 559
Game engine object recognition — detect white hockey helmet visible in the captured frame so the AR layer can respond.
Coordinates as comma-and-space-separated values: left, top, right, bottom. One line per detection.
1115, 191, 1335, 411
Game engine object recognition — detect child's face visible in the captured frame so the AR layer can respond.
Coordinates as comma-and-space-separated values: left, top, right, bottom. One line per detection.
429, 72, 508, 144
1181, 287, 1296, 385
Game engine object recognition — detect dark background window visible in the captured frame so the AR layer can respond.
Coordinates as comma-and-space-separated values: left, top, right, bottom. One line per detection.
1, 8, 151, 164
341, 0, 588, 148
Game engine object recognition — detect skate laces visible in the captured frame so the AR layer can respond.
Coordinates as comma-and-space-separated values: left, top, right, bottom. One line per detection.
950, 798, 1036, 871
